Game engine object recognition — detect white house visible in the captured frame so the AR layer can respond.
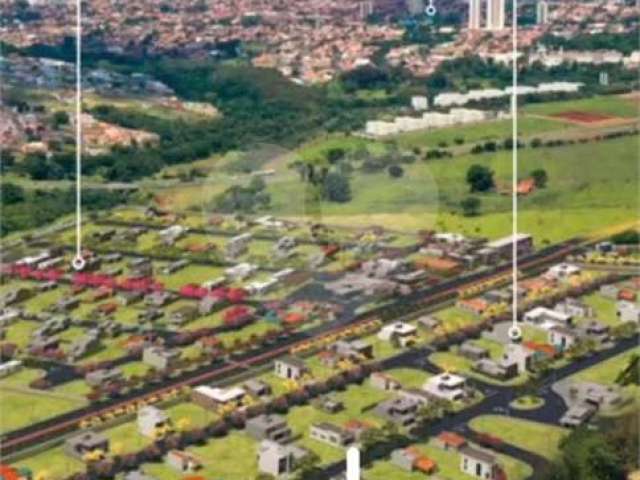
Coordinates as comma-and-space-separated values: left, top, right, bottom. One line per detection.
524, 307, 572, 329
460, 446, 500, 479
616, 301, 640, 323
545, 263, 581, 281
422, 373, 467, 402
378, 322, 418, 347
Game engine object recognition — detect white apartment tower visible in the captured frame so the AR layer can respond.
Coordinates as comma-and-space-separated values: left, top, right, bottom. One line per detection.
536, 1, 549, 25
486, 0, 506, 30
469, 0, 482, 30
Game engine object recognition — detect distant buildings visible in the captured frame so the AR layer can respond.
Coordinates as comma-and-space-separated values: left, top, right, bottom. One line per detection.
468, 0, 505, 31
537, 0, 550, 25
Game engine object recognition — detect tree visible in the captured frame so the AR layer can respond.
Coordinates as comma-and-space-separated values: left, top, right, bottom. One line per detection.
545, 428, 626, 480
1, 183, 25, 205
322, 172, 352, 203
466, 164, 495, 192
461, 196, 481, 217
388, 165, 404, 178
615, 354, 639, 386
51, 110, 70, 128
531, 168, 549, 188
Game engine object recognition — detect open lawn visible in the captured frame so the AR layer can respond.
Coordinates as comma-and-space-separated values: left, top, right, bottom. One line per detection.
524, 95, 639, 119
582, 292, 619, 327
0, 388, 86, 434
12, 446, 84, 480
469, 415, 568, 461
142, 431, 259, 480
392, 115, 570, 150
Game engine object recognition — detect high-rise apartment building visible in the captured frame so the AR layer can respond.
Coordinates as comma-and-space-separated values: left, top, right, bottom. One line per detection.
469, 0, 482, 30
486, 0, 506, 30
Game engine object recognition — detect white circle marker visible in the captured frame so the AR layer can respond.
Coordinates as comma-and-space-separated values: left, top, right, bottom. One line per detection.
72, 255, 86, 271
508, 324, 522, 342
346, 446, 360, 480
426, 4, 437, 16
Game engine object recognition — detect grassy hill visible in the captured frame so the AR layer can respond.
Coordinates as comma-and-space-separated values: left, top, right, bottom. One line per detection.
266, 134, 639, 243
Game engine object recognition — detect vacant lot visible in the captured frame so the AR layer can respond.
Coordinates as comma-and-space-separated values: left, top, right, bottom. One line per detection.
469, 415, 569, 460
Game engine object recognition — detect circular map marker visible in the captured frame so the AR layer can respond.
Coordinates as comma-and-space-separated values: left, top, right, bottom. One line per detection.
72, 255, 86, 271
508, 325, 522, 342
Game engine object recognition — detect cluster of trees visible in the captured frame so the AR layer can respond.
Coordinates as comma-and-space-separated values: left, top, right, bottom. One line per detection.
544, 413, 638, 480
0, 183, 129, 236
213, 176, 271, 214
611, 230, 640, 246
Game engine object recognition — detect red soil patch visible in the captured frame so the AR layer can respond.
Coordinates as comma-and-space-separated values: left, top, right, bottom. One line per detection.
552, 110, 617, 123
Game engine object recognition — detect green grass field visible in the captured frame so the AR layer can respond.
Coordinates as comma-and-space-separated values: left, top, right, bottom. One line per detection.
392, 116, 570, 150
469, 416, 568, 460
268, 134, 638, 242
524, 95, 639, 118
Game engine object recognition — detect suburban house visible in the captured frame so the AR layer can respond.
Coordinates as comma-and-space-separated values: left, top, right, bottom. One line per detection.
165, 450, 201, 473
554, 298, 594, 318
85, 367, 123, 387
169, 305, 199, 326
370, 372, 402, 391
137, 406, 172, 438
374, 397, 420, 428
142, 346, 180, 371
459, 342, 489, 361
548, 326, 580, 351
225, 233, 253, 258
524, 307, 572, 328
545, 263, 581, 281
144, 291, 177, 308
274, 356, 309, 380
391, 447, 437, 474
309, 422, 355, 447
616, 301, 640, 322
569, 382, 623, 410
377, 322, 418, 347
460, 446, 500, 479
64, 432, 109, 460
560, 404, 597, 428
457, 298, 489, 316
246, 414, 293, 443
600, 284, 620, 299
258, 440, 308, 477
422, 373, 467, 402
243, 379, 272, 398
435, 431, 468, 451
225, 262, 258, 280
198, 295, 224, 315
417, 315, 441, 330
191, 385, 246, 410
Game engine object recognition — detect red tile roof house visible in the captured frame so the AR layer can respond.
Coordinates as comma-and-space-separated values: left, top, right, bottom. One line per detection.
618, 288, 637, 302
457, 298, 489, 316
435, 431, 468, 451
165, 450, 201, 473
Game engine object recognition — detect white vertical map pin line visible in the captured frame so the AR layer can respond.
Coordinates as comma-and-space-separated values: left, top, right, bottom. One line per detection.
72, 0, 85, 272
347, 446, 360, 480
510, 0, 521, 342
